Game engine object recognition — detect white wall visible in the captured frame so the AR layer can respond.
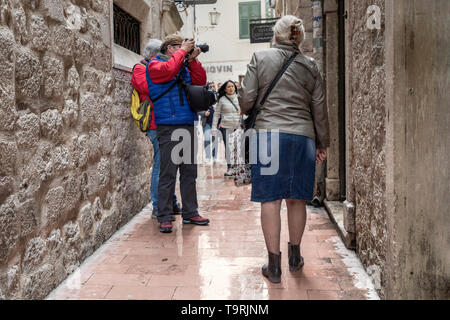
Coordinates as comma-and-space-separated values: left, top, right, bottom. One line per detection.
178, 0, 272, 85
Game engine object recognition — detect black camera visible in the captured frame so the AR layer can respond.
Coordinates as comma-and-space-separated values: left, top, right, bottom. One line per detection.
184, 39, 209, 53
197, 44, 209, 53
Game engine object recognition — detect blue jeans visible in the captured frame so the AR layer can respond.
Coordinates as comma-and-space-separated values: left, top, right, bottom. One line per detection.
146, 129, 178, 212
202, 123, 217, 159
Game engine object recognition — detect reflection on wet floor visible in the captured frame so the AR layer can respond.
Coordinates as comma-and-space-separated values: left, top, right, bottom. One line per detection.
47, 163, 372, 300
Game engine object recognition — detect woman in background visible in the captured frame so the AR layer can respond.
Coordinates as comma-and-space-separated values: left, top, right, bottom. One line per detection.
199, 82, 217, 162
212, 81, 242, 177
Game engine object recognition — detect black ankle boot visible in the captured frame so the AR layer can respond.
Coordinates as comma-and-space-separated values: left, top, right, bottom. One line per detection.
262, 251, 282, 283
288, 242, 304, 271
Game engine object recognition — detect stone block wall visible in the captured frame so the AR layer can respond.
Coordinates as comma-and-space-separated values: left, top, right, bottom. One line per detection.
385, 0, 450, 299
323, 0, 340, 201
346, 0, 387, 297
0, 0, 151, 299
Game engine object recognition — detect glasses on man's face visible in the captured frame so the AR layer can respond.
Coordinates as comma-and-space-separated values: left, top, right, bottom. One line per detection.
170, 43, 181, 47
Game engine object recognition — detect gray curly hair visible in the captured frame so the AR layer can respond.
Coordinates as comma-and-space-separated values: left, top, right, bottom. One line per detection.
144, 38, 162, 60
273, 15, 305, 48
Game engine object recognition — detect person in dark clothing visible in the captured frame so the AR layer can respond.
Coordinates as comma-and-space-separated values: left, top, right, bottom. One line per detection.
146, 35, 210, 233
199, 82, 218, 162
131, 38, 181, 220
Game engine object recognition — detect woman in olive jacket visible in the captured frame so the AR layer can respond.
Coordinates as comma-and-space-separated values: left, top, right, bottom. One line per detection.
238, 15, 330, 283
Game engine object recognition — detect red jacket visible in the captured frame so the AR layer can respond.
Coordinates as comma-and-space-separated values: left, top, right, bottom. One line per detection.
131, 59, 157, 130
131, 51, 207, 129
147, 49, 207, 85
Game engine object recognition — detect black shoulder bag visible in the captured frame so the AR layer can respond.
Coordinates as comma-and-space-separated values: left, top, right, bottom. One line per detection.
243, 52, 298, 131
179, 58, 217, 113
146, 59, 217, 113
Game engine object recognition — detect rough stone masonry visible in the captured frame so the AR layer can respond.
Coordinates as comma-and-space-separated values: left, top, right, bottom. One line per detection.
0, 0, 151, 299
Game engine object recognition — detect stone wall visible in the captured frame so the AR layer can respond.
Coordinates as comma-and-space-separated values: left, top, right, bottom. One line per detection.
323, 0, 340, 201
346, 0, 387, 297
385, 0, 450, 299
0, 0, 151, 299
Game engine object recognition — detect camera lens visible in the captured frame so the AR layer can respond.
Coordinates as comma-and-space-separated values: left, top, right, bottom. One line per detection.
197, 44, 209, 53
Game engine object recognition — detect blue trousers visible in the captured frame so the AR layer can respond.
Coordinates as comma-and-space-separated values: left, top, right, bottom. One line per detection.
202, 123, 217, 159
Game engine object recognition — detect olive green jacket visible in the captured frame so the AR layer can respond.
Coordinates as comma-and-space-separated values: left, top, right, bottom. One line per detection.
238, 43, 330, 149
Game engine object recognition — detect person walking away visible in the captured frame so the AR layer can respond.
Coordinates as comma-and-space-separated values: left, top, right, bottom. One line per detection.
238, 15, 330, 283
199, 82, 217, 163
131, 39, 181, 220
212, 81, 242, 177
147, 35, 210, 233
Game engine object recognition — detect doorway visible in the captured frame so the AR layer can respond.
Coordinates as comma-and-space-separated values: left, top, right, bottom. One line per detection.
338, 0, 346, 200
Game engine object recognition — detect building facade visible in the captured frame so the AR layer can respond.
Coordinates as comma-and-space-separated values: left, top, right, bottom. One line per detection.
277, 0, 450, 299
178, 0, 275, 84
0, 0, 183, 299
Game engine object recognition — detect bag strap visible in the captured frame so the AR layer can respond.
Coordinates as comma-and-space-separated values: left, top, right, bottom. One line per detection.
259, 52, 298, 108
224, 95, 239, 112
145, 60, 183, 104
132, 62, 146, 73
132, 62, 149, 102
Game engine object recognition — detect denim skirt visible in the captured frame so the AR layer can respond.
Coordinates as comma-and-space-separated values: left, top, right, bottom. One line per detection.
250, 132, 316, 202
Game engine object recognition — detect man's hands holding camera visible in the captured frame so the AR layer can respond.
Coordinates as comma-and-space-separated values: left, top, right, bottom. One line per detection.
188, 47, 201, 62
181, 39, 195, 52
181, 39, 201, 62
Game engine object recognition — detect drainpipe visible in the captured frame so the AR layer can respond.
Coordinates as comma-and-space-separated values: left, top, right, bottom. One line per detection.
311, 0, 325, 207
312, 0, 324, 74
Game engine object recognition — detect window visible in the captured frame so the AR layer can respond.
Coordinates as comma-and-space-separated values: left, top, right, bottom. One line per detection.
113, 3, 141, 55
239, 1, 261, 39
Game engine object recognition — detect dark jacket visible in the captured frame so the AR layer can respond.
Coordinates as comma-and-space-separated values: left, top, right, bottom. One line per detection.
199, 105, 215, 127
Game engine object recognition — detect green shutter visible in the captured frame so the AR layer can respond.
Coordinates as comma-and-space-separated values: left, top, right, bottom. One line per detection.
239, 1, 261, 39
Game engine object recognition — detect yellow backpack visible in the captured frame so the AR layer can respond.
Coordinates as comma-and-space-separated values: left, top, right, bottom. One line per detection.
130, 63, 152, 132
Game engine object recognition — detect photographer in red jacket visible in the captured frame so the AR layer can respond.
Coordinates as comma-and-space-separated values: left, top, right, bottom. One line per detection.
147, 35, 210, 233
131, 39, 182, 221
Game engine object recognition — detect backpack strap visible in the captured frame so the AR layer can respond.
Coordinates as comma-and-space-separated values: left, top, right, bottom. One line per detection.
132, 62, 146, 73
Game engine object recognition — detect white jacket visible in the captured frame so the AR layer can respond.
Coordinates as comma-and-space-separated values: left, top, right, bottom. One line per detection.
212, 94, 241, 130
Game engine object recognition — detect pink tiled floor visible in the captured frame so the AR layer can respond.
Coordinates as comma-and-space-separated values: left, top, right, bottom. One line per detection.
47, 164, 370, 300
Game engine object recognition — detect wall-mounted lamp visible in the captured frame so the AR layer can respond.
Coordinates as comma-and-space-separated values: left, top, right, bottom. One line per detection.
209, 7, 220, 26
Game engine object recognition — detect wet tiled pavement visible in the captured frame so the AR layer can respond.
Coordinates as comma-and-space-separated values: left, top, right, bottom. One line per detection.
47, 163, 379, 300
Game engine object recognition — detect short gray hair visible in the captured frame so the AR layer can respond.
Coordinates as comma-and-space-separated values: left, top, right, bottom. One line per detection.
144, 39, 162, 60
273, 15, 305, 48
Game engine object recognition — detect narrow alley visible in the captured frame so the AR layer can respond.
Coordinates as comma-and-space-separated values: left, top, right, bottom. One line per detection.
47, 163, 378, 300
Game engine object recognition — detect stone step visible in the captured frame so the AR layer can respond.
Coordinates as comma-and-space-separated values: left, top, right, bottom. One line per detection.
324, 200, 356, 250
